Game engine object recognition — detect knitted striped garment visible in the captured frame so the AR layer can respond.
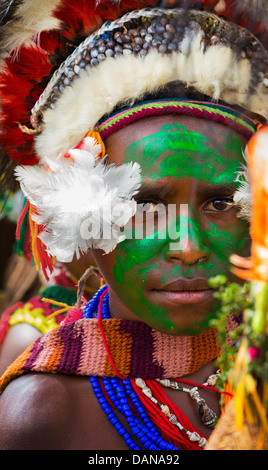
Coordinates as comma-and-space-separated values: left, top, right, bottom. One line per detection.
0, 317, 226, 393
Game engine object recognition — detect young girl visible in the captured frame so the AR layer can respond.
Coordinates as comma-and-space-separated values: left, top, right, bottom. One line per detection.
0, 1, 267, 450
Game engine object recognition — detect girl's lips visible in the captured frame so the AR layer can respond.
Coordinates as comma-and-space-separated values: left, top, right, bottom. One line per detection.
151, 278, 214, 304
151, 288, 214, 304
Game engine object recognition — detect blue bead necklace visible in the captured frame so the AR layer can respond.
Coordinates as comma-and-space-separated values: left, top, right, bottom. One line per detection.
83, 287, 179, 450
83, 284, 110, 319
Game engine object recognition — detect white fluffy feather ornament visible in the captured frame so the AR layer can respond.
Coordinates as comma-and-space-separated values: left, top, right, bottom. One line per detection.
233, 165, 251, 222
15, 136, 142, 262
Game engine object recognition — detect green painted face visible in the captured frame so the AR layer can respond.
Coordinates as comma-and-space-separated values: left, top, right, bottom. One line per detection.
114, 214, 248, 334
95, 118, 250, 335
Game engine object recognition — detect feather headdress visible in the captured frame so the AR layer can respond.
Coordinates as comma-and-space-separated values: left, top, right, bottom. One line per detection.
0, 0, 267, 272
0, 0, 267, 168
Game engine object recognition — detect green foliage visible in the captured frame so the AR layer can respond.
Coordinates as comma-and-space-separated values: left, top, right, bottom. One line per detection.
208, 276, 267, 389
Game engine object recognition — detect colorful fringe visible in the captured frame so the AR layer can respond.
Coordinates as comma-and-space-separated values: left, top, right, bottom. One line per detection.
0, 317, 221, 394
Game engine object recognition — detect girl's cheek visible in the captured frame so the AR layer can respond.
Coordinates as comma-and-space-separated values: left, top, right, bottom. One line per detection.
113, 236, 165, 286
204, 221, 250, 264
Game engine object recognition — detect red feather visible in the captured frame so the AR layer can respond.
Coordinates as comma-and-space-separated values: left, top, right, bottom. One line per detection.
7, 45, 51, 82
38, 30, 65, 56
0, 44, 53, 164
53, 0, 157, 38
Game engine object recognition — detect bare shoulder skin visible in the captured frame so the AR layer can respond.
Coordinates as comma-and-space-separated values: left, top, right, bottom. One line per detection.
0, 372, 129, 450
0, 361, 219, 450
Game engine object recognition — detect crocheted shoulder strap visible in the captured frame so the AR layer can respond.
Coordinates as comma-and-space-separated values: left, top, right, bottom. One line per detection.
0, 318, 221, 394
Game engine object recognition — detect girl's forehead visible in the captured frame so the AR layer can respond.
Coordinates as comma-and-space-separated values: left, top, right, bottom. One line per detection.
105, 115, 247, 186
105, 114, 247, 165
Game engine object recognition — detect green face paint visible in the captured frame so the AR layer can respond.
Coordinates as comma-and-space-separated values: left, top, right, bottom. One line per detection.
110, 122, 249, 335
124, 123, 244, 185
113, 213, 249, 334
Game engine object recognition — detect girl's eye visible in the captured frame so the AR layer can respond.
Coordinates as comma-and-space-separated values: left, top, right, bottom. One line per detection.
204, 198, 235, 212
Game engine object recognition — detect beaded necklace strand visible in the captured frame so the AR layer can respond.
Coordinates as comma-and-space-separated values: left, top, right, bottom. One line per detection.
83, 286, 225, 450
84, 287, 178, 450
156, 374, 220, 429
